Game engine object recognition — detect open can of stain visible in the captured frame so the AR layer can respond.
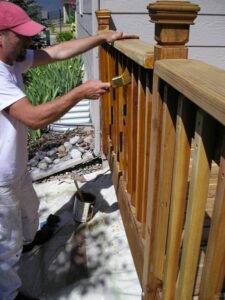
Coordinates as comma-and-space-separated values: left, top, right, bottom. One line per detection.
73, 191, 96, 223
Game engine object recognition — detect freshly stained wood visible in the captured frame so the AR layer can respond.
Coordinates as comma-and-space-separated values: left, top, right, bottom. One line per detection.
130, 63, 138, 205
163, 96, 194, 300
153, 84, 177, 280
154, 59, 225, 126
199, 138, 225, 299
113, 39, 154, 69
142, 74, 164, 299
135, 66, 147, 221
177, 111, 216, 299
141, 70, 153, 238
118, 177, 144, 284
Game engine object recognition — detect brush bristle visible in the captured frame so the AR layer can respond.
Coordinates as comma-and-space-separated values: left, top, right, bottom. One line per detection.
111, 68, 131, 88
122, 68, 131, 85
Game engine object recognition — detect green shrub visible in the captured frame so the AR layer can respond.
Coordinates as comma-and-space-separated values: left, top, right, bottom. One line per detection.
25, 56, 83, 140
56, 31, 73, 43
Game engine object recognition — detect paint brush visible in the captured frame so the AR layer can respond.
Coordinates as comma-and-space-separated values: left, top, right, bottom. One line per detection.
74, 179, 85, 202
111, 68, 131, 88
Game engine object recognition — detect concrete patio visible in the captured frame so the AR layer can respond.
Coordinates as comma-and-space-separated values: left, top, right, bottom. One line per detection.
18, 161, 142, 299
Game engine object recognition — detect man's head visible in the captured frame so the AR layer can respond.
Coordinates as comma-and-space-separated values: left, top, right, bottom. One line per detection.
0, 1, 46, 36
0, 1, 46, 64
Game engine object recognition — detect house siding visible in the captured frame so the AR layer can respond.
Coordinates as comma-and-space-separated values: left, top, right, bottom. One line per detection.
76, 0, 225, 154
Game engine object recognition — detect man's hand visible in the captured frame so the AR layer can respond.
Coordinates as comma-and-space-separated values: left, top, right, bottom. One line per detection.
79, 80, 110, 100
102, 31, 139, 44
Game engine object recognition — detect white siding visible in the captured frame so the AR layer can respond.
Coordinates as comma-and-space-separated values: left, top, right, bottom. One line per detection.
77, 0, 225, 153
98, 0, 225, 69
76, 0, 101, 154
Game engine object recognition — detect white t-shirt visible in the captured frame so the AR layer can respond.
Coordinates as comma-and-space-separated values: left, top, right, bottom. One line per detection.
0, 50, 34, 185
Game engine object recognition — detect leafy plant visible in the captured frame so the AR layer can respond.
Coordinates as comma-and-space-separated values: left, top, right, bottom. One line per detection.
25, 56, 83, 140
56, 31, 74, 43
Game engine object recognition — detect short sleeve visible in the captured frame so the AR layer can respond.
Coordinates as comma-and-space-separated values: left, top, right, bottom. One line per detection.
0, 69, 26, 112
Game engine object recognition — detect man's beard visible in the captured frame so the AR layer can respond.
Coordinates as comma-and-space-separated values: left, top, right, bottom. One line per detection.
16, 49, 27, 62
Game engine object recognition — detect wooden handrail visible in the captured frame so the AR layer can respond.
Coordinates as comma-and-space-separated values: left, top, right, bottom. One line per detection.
113, 40, 154, 69
154, 59, 225, 126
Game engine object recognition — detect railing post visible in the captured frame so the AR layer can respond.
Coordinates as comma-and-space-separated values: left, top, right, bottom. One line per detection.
96, 10, 112, 154
95, 9, 111, 155
95, 9, 111, 30
142, 2, 200, 299
148, 1, 200, 61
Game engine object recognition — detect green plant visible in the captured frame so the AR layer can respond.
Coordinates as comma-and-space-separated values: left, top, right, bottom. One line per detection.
25, 56, 83, 140
56, 31, 73, 43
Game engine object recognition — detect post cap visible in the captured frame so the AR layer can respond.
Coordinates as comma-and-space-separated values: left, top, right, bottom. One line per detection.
148, 1, 200, 25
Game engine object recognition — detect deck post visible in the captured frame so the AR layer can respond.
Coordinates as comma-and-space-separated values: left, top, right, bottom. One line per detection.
95, 9, 111, 30
96, 10, 112, 154
148, 1, 200, 61
142, 2, 200, 299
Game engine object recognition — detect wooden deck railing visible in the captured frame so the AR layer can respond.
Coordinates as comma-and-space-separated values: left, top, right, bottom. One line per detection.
96, 2, 225, 299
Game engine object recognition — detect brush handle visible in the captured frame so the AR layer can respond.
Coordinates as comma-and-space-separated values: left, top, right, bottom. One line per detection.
74, 180, 85, 202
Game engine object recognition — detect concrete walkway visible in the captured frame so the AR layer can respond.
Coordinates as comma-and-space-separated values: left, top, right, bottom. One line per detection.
19, 162, 142, 299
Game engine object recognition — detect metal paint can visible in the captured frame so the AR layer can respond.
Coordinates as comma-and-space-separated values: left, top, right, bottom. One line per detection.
73, 191, 96, 223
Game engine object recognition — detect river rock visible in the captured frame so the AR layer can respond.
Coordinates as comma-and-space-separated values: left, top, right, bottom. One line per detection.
70, 148, 82, 160
64, 141, 72, 151
44, 156, 53, 164
38, 161, 48, 170
69, 136, 80, 145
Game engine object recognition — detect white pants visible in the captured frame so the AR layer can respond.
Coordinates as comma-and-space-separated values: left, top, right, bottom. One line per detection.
0, 172, 39, 300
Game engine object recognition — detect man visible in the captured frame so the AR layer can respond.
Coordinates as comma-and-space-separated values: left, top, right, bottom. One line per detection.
0, 1, 137, 299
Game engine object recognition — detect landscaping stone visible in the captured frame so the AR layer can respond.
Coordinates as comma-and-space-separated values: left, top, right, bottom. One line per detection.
69, 136, 80, 145
28, 126, 102, 181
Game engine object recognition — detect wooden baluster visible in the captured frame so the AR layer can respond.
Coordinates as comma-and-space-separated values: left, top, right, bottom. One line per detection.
130, 63, 138, 206
142, 70, 153, 238
126, 61, 133, 194
107, 47, 116, 166
106, 46, 112, 163
163, 96, 195, 300
114, 51, 120, 160
152, 84, 178, 279
118, 53, 124, 172
105, 44, 111, 149
96, 10, 111, 155
199, 134, 225, 299
143, 2, 200, 299
135, 66, 147, 222
176, 110, 216, 299
143, 74, 164, 300
111, 48, 117, 151
111, 51, 123, 191
122, 58, 129, 184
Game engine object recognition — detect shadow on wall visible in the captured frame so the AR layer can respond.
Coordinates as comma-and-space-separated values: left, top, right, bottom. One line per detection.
18, 173, 128, 299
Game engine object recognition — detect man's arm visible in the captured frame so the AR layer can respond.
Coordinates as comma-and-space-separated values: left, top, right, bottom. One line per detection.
32, 31, 138, 67
7, 80, 110, 129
